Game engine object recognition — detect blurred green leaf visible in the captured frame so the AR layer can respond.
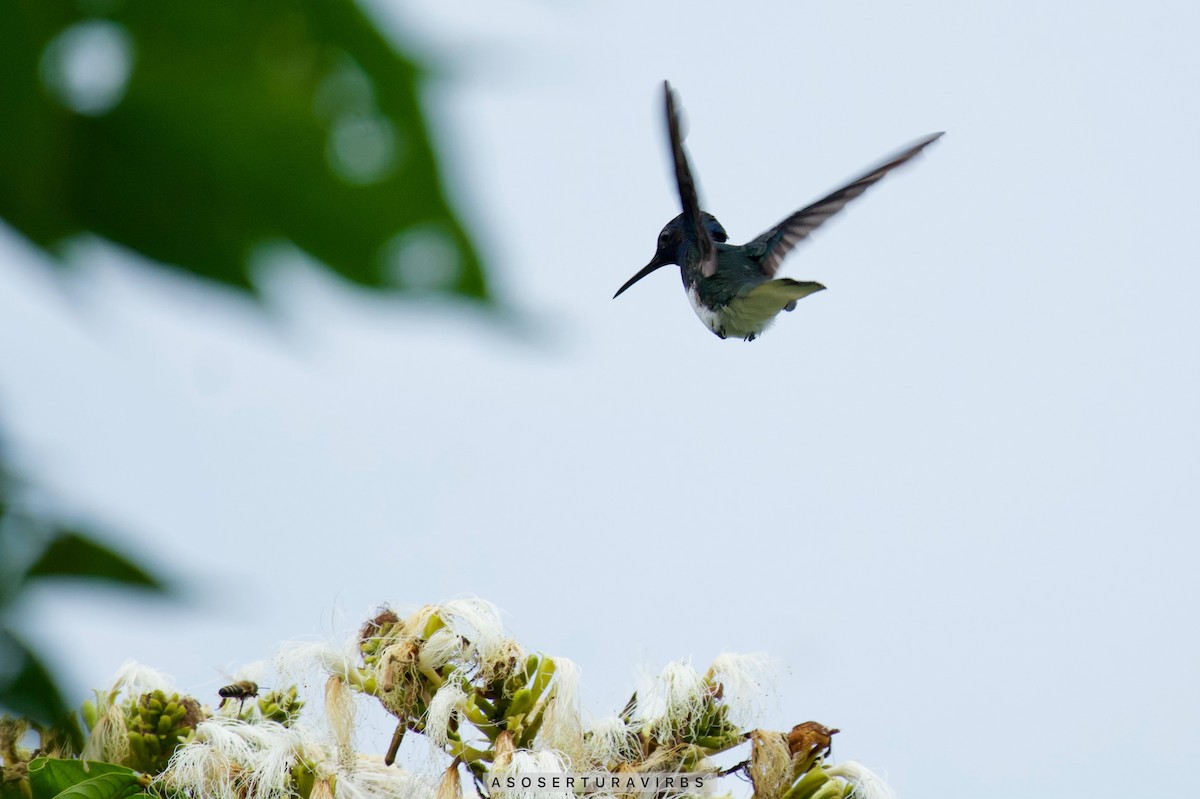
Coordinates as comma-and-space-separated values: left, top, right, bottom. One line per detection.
0, 455, 162, 739
25, 533, 163, 592
0, 0, 488, 299
0, 629, 70, 728
28, 759, 143, 799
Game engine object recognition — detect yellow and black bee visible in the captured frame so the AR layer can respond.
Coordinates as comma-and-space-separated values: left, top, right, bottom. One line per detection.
217, 680, 260, 712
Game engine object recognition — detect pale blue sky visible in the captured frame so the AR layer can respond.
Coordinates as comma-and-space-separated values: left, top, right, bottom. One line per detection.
2, 1, 1198, 797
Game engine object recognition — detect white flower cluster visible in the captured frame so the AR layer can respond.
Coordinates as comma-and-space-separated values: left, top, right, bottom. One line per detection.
162, 717, 435, 799
95, 598, 897, 799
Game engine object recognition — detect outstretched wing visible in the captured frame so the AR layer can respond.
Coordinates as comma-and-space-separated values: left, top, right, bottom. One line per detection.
747, 132, 944, 277
664, 81, 717, 278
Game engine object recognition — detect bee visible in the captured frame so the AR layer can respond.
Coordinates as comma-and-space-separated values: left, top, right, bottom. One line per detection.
218, 680, 260, 713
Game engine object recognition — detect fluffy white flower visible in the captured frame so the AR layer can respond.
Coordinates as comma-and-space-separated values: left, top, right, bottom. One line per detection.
110, 660, 175, 697
334, 754, 437, 799
425, 678, 469, 748
825, 761, 896, 799
419, 628, 468, 672
80, 701, 129, 764
706, 652, 781, 725
583, 715, 638, 766
510, 748, 569, 773
192, 716, 259, 763
537, 657, 582, 766
639, 660, 707, 738
492, 749, 572, 799
396, 598, 524, 684
325, 675, 357, 767
276, 641, 361, 684
162, 739, 239, 799
162, 718, 306, 799
435, 597, 516, 677
84, 659, 175, 763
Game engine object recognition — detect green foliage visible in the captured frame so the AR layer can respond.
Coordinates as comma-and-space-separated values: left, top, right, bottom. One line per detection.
24, 535, 161, 592
0, 465, 167, 739
0, 0, 489, 299
0, 630, 70, 732
0, 0, 494, 724
25, 759, 145, 799
0, 0, 495, 750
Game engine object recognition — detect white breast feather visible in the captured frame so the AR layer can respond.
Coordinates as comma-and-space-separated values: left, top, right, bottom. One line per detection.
686, 286, 723, 335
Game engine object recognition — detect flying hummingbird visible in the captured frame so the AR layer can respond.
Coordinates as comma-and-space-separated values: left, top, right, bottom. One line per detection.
614, 81, 943, 341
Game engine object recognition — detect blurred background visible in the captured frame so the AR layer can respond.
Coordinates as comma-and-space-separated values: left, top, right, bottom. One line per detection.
2, 1, 1198, 797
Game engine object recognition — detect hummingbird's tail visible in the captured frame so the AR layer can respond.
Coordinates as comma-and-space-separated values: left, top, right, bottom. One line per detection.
739, 278, 826, 315
721, 279, 826, 339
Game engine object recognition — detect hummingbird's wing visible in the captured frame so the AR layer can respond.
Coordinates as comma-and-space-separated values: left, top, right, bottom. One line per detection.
664, 81, 717, 278
746, 132, 944, 277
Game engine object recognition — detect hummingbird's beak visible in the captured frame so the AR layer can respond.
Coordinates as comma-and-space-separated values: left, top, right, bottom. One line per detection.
613, 255, 669, 299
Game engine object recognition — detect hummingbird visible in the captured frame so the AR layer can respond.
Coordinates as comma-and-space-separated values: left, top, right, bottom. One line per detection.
614, 81, 943, 341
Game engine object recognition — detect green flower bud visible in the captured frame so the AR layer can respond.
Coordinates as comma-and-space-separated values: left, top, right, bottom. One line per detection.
258, 686, 305, 726
507, 688, 534, 720
81, 700, 99, 731
421, 613, 446, 639
783, 767, 830, 799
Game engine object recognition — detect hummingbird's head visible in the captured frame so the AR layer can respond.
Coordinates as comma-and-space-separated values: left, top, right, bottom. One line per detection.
613, 212, 728, 298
